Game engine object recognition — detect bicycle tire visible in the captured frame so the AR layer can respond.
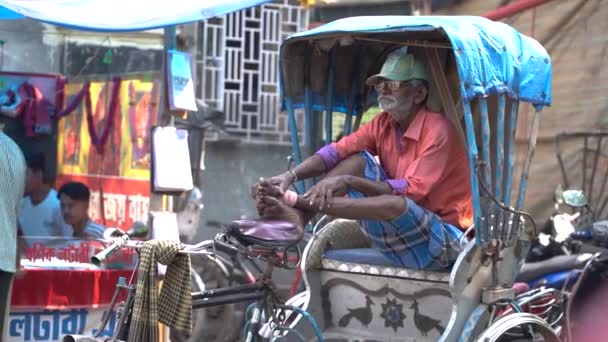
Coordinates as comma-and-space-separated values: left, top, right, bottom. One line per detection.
281, 304, 323, 341
475, 313, 560, 342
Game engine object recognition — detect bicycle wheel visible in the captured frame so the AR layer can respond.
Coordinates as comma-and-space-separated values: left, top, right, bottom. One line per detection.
269, 304, 323, 342
475, 313, 560, 342
170, 255, 239, 342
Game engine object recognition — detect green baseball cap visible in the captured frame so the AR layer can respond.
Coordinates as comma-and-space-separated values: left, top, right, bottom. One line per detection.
366, 49, 429, 85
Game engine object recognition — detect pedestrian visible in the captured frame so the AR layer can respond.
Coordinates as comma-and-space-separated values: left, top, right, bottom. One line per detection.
0, 131, 26, 340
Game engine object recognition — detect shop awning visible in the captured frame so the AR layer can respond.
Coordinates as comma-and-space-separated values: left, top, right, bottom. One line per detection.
0, 0, 272, 31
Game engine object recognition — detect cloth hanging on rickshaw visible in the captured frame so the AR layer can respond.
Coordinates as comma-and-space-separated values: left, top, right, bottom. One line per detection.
0, 82, 53, 136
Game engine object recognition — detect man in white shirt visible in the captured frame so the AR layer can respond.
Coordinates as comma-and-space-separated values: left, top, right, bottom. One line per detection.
57, 182, 105, 239
18, 153, 65, 246
0, 131, 26, 338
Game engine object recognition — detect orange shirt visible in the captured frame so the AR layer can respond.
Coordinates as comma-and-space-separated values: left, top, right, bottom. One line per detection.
332, 107, 473, 229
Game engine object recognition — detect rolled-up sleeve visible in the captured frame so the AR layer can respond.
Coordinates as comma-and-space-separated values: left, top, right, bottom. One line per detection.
386, 178, 408, 194
315, 115, 380, 169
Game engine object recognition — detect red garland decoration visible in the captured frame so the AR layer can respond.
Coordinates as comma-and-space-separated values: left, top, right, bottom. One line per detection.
56, 77, 121, 154
85, 77, 121, 154
56, 82, 89, 119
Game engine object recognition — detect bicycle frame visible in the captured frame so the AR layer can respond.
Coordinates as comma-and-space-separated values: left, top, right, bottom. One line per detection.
90, 265, 139, 342
192, 260, 279, 309
69, 236, 322, 342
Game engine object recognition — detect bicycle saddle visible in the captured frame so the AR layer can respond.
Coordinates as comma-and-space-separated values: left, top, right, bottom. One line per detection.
227, 219, 303, 248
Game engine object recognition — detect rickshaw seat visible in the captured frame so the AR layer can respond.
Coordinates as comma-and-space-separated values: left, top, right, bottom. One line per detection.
320, 254, 451, 282
324, 248, 451, 272
324, 248, 392, 267
226, 219, 303, 248
306, 219, 451, 281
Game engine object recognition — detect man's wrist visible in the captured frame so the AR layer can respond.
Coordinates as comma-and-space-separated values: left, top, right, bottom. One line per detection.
285, 170, 297, 183
288, 169, 298, 182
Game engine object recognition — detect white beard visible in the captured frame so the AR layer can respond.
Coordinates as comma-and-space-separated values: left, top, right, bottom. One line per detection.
378, 94, 413, 113
378, 95, 399, 111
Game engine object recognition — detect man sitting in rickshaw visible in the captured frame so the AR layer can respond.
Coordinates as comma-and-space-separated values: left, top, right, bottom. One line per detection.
254, 48, 473, 271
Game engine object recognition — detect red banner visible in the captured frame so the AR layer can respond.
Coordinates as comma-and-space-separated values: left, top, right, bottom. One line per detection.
55, 174, 150, 229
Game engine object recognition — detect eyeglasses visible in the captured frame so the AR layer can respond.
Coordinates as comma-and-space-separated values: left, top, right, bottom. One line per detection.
373, 80, 408, 92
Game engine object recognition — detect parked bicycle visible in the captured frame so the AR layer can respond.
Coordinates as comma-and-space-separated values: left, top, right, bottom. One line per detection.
171, 220, 263, 342
63, 219, 323, 342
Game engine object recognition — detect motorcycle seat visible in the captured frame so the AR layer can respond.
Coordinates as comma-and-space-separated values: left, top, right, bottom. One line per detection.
226, 219, 303, 248
516, 253, 594, 283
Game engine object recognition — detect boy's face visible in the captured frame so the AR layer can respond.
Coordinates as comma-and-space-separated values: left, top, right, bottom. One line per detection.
25, 168, 43, 195
59, 193, 89, 227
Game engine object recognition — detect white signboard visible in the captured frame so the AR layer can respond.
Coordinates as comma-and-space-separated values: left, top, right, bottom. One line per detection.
7, 307, 117, 342
167, 50, 197, 111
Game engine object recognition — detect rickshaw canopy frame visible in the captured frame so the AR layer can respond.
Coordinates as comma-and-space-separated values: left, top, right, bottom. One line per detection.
279, 15, 552, 114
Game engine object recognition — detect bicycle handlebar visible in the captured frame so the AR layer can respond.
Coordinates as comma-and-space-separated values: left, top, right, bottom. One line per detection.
213, 237, 242, 256
91, 235, 131, 266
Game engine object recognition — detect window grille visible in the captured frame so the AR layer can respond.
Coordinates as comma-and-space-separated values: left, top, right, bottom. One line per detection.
193, 0, 309, 145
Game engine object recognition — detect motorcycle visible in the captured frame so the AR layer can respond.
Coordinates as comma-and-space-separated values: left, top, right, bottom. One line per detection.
519, 189, 608, 290
507, 189, 608, 339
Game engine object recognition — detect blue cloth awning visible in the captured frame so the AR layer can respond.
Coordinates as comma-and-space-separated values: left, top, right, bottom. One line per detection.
281, 15, 552, 110
0, 0, 272, 32
0, 5, 21, 19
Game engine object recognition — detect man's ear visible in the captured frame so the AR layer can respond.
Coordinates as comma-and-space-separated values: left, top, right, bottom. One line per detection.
413, 85, 428, 105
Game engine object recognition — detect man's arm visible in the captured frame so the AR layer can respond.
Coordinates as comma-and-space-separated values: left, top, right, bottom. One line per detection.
292, 114, 381, 181
289, 154, 328, 181
255, 114, 382, 196
295, 193, 406, 221
345, 175, 393, 196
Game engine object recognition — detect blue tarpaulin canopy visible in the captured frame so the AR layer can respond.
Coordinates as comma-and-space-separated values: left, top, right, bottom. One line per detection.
280, 15, 552, 111
0, 0, 271, 31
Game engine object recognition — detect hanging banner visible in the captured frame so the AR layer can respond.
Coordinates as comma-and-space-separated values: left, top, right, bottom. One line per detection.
56, 73, 160, 230
167, 50, 197, 112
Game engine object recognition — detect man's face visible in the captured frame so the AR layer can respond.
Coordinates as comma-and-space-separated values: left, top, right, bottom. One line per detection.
25, 168, 43, 195
59, 194, 89, 226
375, 80, 426, 121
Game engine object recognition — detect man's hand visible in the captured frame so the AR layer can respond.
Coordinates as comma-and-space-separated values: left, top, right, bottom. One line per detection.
304, 175, 349, 210
250, 172, 295, 199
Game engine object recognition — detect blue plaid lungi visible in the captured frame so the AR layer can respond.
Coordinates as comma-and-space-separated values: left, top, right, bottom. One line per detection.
347, 151, 464, 271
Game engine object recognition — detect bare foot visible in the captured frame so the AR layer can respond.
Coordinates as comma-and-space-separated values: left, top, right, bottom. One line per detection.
258, 196, 303, 233
257, 178, 283, 198
255, 178, 284, 215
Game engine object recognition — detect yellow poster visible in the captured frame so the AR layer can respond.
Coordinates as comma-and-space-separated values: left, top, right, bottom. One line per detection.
56, 73, 160, 229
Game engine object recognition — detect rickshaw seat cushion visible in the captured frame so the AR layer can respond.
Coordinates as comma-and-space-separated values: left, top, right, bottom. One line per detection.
227, 219, 303, 248
320, 253, 451, 282
324, 248, 398, 267
324, 248, 452, 272
305, 219, 371, 270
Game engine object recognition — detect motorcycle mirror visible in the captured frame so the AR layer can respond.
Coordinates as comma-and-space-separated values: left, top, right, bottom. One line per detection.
562, 189, 588, 208
188, 186, 204, 204
127, 221, 149, 238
